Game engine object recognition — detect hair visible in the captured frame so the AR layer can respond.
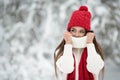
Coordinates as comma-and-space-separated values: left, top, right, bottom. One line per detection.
54, 30, 104, 79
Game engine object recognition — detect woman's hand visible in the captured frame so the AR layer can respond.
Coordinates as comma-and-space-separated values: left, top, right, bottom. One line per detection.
64, 31, 72, 44
86, 32, 95, 43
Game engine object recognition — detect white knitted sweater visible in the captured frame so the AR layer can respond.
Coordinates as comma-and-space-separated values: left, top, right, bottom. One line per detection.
56, 36, 104, 80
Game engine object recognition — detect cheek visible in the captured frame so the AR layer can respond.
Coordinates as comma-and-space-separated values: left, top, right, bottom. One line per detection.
79, 33, 86, 37
80, 34, 85, 37
70, 33, 75, 36
83, 33, 86, 36
70, 32, 74, 35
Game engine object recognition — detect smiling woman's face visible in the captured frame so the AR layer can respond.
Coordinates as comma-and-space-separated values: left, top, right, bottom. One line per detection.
69, 26, 86, 37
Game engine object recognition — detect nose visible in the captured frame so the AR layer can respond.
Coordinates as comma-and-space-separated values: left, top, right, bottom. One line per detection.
73, 32, 80, 37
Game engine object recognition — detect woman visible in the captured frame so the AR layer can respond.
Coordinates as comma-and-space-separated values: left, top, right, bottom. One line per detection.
54, 5, 104, 80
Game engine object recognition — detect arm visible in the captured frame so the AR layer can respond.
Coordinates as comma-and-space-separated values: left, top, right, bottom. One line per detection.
86, 32, 104, 74
86, 43, 104, 76
56, 44, 74, 74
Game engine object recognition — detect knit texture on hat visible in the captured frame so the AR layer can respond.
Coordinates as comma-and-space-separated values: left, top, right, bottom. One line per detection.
67, 5, 91, 30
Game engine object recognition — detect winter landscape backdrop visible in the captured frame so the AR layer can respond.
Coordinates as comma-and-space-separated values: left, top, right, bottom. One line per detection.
0, 0, 120, 80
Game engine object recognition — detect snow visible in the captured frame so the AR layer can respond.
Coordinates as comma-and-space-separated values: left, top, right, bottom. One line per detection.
104, 58, 120, 80
0, 0, 120, 80
95, 6, 110, 17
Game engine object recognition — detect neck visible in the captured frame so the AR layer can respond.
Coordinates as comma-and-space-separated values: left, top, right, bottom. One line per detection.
73, 48, 83, 54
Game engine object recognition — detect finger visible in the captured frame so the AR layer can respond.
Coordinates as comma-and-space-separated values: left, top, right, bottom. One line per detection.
86, 30, 94, 33
86, 32, 95, 36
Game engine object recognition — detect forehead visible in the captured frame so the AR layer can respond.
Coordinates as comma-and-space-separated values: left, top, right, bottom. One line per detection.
70, 26, 85, 30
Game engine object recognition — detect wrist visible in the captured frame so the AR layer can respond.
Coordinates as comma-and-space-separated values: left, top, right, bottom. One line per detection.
66, 41, 72, 44
87, 41, 93, 44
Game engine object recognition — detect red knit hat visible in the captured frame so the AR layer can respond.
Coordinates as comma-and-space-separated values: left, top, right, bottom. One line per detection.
67, 5, 91, 30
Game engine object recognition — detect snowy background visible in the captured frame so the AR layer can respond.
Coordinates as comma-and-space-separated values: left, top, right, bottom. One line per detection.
0, 0, 120, 80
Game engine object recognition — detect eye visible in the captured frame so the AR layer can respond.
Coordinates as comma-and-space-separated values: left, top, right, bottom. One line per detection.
70, 29, 76, 32
79, 30, 85, 33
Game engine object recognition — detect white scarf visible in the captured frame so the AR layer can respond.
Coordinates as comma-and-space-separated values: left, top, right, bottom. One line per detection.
71, 36, 104, 80
71, 36, 87, 48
